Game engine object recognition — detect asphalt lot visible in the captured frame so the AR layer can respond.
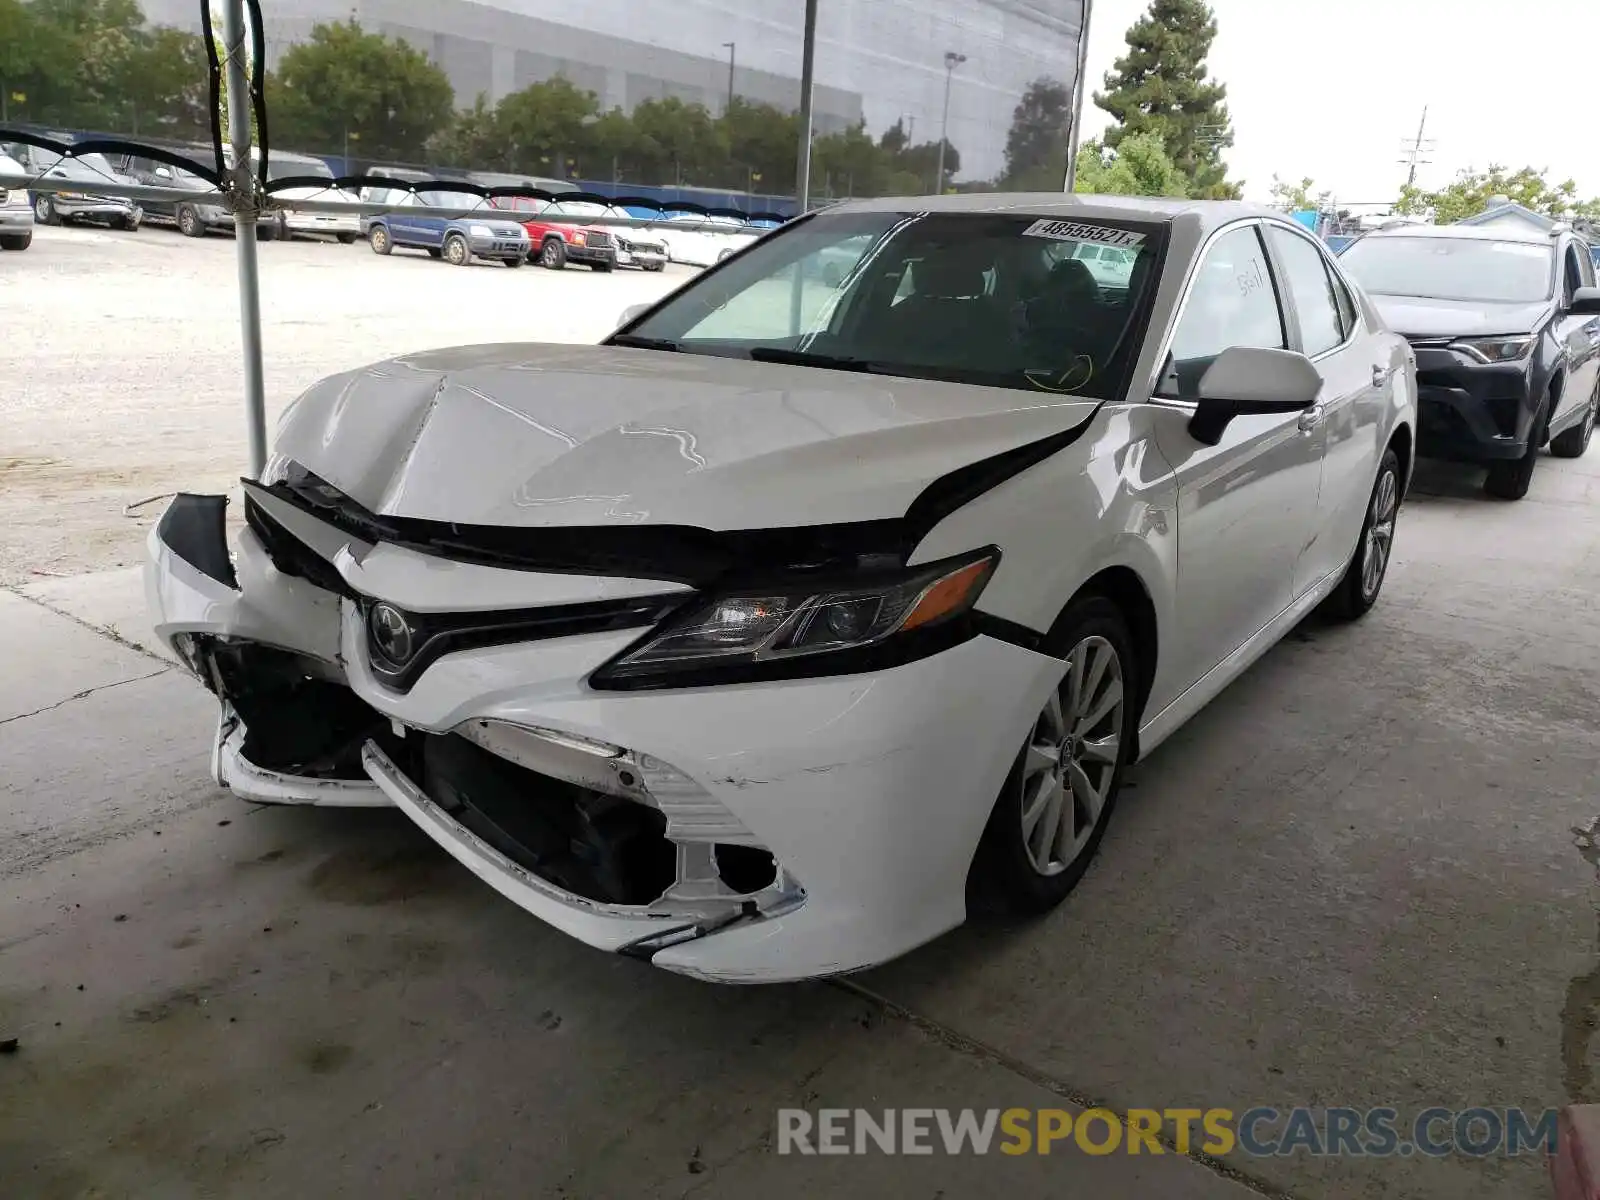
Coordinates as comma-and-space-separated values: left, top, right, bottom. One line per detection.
4, 221, 1600, 1198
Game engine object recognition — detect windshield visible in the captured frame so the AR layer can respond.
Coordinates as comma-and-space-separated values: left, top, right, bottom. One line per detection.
45, 154, 121, 183
617, 210, 1163, 400
1340, 235, 1555, 304
417, 189, 490, 211
265, 158, 333, 183
548, 201, 608, 219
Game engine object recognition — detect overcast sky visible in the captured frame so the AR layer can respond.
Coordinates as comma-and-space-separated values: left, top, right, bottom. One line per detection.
1078, 0, 1600, 207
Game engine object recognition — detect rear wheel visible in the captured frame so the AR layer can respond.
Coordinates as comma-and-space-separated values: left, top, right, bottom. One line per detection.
177, 204, 204, 237
1485, 393, 1549, 500
336, 232, 358, 245
1322, 447, 1401, 622
970, 597, 1135, 915
590, 260, 613, 272
443, 233, 470, 266
369, 224, 392, 255
33, 195, 60, 225
541, 238, 567, 269
1550, 383, 1597, 459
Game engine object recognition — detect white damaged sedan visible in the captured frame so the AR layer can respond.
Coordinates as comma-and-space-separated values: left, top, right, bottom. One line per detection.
146, 195, 1416, 983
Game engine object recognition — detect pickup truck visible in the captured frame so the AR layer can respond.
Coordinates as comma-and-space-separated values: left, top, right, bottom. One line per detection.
365, 187, 530, 266
494, 197, 619, 271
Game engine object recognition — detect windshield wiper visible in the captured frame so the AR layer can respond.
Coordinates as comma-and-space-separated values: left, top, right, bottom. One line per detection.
746, 346, 877, 372
609, 334, 679, 351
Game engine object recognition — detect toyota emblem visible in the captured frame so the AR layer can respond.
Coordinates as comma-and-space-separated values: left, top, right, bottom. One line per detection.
368, 603, 415, 666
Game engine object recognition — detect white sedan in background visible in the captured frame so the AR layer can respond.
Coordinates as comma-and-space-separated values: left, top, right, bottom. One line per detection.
146, 194, 1415, 983
651, 211, 763, 266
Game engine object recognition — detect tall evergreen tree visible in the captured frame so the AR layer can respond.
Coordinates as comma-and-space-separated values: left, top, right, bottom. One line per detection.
1093, 0, 1238, 198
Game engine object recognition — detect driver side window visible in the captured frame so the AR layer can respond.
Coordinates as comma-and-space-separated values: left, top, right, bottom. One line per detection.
1158, 224, 1287, 401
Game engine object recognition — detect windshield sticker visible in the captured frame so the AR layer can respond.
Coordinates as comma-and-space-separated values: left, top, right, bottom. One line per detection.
1022, 219, 1145, 249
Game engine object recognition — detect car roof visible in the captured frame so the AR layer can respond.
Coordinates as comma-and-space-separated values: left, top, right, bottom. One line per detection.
825, 191, 1281, 234
1359, 221, 1558, 246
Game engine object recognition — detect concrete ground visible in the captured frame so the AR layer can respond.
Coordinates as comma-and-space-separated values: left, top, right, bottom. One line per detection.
4, 223, 1600, 1198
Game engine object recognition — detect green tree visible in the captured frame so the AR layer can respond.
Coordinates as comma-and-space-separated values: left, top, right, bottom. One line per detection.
627, 95, 726, 185
1094, 0, 1237, 197
1394, 164, 1591, 224
1269, 175, 1331, 213
494, 76, 599, 175
1002, 77, 1072, 190
0, 0, 80, 123
722, 98, 798, 194
1073, 132, 1187, 197
270, 20, 453, 160
425, 94, 505, 170
811, 122, 890, 199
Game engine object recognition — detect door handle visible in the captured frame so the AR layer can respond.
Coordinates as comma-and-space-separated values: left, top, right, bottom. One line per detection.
1298, 403, 1325, 433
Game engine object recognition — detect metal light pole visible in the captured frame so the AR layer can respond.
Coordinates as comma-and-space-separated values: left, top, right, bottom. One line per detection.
1063, 0, 1094, 192
795, 0, 818, 213
221, 0, 268, 478
933, 51, 965, 196
722, 42, 736, 115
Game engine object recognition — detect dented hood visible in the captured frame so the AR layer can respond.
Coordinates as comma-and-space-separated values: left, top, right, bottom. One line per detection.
271, 343, 1101, 530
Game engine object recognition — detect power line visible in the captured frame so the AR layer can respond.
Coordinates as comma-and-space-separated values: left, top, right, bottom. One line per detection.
1399, 105, 1436, 188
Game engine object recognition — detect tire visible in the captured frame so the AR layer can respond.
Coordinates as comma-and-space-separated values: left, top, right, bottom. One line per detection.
427, 248, 442, 259
257, 220, 279, 242
1484, 393, 1549, 500
177, 204, 204, 238
503, 255, 523, 268
590, 260, 613, 272
645, 262, 665, 272
118, 213, 141, 232
336, 232, 358, 245
1550, 383, 1597, 459
540, 238, 567, 269
970, 596, 1136, 915
1321, 447, 1401, 622
443, 233, 469, 266
369, 224, 392, 255
33, 195, 60, 225
0, 233, 31, 250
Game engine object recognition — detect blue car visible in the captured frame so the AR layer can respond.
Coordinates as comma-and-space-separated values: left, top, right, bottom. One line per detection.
364, 187, 530, 266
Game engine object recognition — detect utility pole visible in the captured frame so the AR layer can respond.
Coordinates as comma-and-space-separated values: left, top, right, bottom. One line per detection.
1063, 0, 1094, 192
934, 50, 966, 195
722, 42, 736, 115
795, 0, 818, 212
1399, 106, 1435, 188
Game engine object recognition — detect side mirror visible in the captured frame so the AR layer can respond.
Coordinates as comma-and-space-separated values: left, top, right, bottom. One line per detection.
1570, 286, 1600, 316
617, 302, 651, 329
1189, 346, 1323, 446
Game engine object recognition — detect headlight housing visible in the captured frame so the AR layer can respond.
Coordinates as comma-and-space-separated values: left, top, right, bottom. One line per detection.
1450, 335, 1537, 364
589, 548, 999, 690
468, 223, 492, 238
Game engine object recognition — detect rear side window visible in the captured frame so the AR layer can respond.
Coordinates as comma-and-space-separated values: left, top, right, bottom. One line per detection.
1267, 226, 1345, 356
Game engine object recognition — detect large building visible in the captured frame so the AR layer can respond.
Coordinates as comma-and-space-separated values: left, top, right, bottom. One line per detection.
145, 0, 1087, 181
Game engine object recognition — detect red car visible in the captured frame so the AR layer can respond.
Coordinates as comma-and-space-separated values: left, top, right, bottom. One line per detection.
494, 197, 619, 271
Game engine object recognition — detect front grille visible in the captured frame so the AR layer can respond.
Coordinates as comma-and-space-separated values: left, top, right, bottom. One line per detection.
585, 229, 613, 249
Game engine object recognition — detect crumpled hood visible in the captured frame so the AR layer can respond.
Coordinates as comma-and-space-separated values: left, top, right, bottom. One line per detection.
1368, 293, 1551, 339
271, 343, 1101, 531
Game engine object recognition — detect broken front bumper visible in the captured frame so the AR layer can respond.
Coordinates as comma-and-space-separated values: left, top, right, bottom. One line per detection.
145, 492, 1063, 982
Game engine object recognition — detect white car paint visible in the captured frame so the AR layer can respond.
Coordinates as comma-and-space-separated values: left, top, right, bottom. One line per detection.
145, 193, 1416, 983
651, 213, 762, 266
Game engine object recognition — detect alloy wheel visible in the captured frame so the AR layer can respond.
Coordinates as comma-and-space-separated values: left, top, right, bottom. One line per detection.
1361, 463, 1398, 600
1020, 635, 1125, 877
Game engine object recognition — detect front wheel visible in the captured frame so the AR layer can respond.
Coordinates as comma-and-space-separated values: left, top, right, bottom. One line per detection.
118, 213, 141, 232
34, 195, 60, 225
503, 255, 523, 268
336, 232, 358, 245
540, 238, 567, 269
443, 234, 470, 266
0, 233, 31, 250
1484, 394, 1549, 500
590, 260, 613, 272
369, 224, 392, 255
178, 204, 205, 238
1550, 385, 1597, 459
1322, 447, 1401, 622
969, 597, 1136, 915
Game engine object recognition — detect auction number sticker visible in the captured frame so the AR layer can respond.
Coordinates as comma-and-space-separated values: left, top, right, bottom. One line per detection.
1021, 219, 1145, 249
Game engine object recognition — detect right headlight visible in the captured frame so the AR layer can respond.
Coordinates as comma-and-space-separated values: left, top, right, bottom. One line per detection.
1450, 335, 1537, 364
589, 548, 998, 690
